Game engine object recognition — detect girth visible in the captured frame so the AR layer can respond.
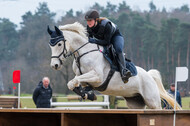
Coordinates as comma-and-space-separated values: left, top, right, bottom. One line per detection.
94, 68, 115, 91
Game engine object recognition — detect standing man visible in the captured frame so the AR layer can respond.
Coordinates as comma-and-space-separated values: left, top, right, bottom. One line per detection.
163, 83, 182, 109
33, 77, 52, 108
168, 83, 182, 107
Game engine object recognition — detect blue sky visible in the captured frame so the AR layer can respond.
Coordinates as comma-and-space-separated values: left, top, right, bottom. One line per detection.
0, 0, 189, 26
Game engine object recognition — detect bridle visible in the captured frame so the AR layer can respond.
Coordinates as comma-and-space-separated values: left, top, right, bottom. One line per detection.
50, 37, 100, 74
50, 37, 67, 65
50, 37, 97, 64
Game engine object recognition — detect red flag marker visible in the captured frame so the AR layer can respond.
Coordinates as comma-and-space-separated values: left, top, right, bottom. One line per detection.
13, 70, 20, 83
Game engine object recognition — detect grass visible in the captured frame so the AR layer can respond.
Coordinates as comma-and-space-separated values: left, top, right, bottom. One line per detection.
116, 99, 127, 108
182, 97, 190, 109
21, 98, 36, 108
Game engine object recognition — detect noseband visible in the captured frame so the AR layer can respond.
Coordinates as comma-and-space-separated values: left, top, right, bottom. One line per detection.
50, 36, 68, 64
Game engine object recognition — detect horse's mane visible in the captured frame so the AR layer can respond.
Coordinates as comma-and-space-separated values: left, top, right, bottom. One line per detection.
59, 22, 87, 39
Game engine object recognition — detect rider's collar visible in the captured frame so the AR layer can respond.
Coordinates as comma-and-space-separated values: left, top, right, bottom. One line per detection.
49, 36, 65, 46
90, 21, 99, 30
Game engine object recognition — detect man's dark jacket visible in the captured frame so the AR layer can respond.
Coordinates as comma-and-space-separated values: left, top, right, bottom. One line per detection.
163, 89, 182, 109
33, 81, 52, 108
168, 89, 182, 107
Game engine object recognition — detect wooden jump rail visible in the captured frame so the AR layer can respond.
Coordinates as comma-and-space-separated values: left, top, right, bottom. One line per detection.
0, 96, 19, 108
0, 109, 190, 126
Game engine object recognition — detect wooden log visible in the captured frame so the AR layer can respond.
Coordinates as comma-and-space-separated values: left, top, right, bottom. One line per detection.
0, 109, 189, 126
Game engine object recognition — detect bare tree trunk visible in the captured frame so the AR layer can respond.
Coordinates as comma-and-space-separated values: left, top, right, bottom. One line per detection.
140, 40, 146, 69
166, 42, 169, 73
147, 55, 150, 70
136, 39, 140, 66
171, 33, 174, 67
171, 33, 175, 81
177, 49, 181, 66
151, 55, 154, 68
187, 34, 190, 95
186, 35, 190, 67
128, 38, 133, 61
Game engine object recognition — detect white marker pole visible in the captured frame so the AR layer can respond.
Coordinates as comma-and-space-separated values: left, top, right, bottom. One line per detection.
13, 70, 21, 109
173, 79, 177, 126
173, 67, 188, 126
18, 83, 20, 109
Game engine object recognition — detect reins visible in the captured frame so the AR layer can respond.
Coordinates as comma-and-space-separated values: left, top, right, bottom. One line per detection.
74, 44, 100, 75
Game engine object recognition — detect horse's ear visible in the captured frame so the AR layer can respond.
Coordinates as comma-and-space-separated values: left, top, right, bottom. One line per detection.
54, 26, 62, 35
47, 25, 53, 35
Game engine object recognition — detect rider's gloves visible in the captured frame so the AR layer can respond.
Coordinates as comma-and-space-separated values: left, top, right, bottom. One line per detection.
88, 37, 96, 44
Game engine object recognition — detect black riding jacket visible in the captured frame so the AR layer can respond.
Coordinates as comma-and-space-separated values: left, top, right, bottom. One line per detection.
33, 81, 52, 108
87, 19, 119, 46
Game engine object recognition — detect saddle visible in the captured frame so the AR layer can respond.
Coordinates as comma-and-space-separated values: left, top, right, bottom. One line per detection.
101, 45, 137, 76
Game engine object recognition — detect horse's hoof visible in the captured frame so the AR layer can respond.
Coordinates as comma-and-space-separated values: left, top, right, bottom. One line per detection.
87, 91, 97, 101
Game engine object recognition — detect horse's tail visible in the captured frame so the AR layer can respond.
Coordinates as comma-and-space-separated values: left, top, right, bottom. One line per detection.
148, 69, 182, 110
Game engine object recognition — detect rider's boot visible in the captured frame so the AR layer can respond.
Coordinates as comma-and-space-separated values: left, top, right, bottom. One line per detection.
118, 52, 132, 83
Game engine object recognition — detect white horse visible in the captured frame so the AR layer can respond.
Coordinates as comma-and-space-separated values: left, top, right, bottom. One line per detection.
47, 22, 181, 109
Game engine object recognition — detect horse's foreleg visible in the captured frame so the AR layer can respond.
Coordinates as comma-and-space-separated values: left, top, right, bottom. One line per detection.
67, 70, 101, 90
67, 78, 79, 90
67, 70, 101, 100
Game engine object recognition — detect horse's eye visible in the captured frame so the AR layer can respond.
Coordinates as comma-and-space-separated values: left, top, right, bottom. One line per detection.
58, 43, 62, 46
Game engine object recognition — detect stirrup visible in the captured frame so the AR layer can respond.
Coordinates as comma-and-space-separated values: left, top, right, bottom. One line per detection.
122, 71, 131, 83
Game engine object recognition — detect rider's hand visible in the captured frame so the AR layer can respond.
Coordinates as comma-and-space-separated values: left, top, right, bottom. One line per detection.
88, 37, 96, 44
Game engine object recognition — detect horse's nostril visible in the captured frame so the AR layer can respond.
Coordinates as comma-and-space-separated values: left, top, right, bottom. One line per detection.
55, 64, 58, 69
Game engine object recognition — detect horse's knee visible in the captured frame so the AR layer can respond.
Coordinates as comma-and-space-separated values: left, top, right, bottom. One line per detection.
67, 78, 79, 90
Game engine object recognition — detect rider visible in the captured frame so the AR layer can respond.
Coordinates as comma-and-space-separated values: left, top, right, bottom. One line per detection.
85, 9, 131, 82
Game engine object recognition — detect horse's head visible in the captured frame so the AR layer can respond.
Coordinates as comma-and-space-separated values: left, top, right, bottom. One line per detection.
47, 26, 69, 70
47, 22, 89, 70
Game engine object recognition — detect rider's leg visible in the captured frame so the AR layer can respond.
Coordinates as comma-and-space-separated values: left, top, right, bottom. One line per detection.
112, 35, 131, 82
117, 52, 128, 76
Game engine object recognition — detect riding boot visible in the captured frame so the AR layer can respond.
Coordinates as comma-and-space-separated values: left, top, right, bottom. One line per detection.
118, 52, 131, 83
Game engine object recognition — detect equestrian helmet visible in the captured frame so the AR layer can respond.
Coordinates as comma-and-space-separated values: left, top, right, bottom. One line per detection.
85, 9, 99, 20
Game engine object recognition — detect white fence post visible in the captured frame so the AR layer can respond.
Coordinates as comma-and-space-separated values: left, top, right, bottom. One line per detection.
51, 95, 110, 109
